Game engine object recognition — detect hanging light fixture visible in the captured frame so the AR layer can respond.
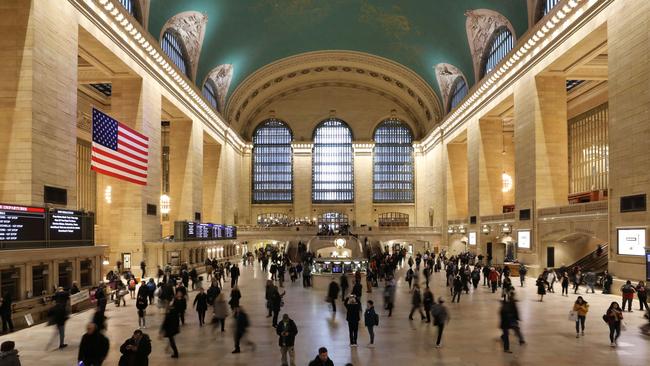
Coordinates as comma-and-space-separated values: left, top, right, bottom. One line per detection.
502, 172, 513, 192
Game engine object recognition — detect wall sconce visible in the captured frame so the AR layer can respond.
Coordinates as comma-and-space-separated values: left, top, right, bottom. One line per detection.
447, 225, 455, 234
482, 224, 491, 234
102, 258, 110, 266
501, 223, 512, 234
458, 226, 467, 234
104, 186, 112, 204
160, 194, 171, 214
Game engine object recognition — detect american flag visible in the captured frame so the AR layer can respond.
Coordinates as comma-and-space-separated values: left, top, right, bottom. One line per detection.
91, 108, 149, 185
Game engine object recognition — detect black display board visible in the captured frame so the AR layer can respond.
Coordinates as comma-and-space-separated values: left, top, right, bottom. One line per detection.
0, 204, 46, 242
0, 204, 94, 249
174, 221, 237, 241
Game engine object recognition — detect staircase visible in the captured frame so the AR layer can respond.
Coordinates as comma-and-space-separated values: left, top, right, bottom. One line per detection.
561, 244, 609, 276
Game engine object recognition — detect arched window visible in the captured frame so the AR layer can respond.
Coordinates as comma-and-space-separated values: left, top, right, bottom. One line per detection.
202, 80, 218, 110
161, 30, 190, 77
252, 119, 293, 203
312, 118, 354, 203
118, 0, 141, 22
373, 119, 414, 203
536, 0, 562, 21
480, 27, 514, 78
448, 77, 468, 111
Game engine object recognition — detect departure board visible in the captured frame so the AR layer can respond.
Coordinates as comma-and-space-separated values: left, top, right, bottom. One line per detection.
0, 204, 46, 242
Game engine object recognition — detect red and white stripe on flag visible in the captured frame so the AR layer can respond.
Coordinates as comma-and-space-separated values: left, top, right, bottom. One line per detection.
91, 118, 149, 185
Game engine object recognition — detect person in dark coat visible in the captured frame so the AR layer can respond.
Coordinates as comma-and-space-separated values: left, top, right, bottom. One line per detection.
136, 292, 148, 328
0, 292, 14, 334
118, 329, 152, 366
499, 296, 525, 353
268, 285, 285, 327
46, 302, 68, 349
160, 306, 180, 358
351, 281, 363, 301
308, 347, 334, 366
172, 291, 187, 325
232, 307, 255, 353
327, 279, 340, 313
364, 300, 379, 345
193, 287, 209, 327
276, 314, 298, 366
409, 284, 425, 320
340, 274, 349, 301
344, 295, 361, 346
78, 323, 109, 366
229, 286, 242, 310
0, 340, 21, 366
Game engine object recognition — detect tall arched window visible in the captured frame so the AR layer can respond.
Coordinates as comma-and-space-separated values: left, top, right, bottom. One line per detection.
118, 0, 141, 22
202, 80, 218, 110
252, 119, 293, 203
449, 77, 469, 111
535, 0, 562, 21
373, 119, 414, 203
162, 30, 190, 77
480, 27, 514, 78
312, 118, 354, 203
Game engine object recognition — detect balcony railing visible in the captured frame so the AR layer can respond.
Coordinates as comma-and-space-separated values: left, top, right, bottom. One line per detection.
538, 200, 608, 219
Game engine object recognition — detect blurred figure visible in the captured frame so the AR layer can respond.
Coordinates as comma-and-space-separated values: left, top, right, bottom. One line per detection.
499, 295, 525, 353
160, 306, 180, 358
77, 323, 109, 366
0, 341, 21, 366
232, 307, 255, 353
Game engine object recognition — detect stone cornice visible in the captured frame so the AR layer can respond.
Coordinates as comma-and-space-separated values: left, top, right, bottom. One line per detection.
71, 0, 246, 150
420, 0, 611, 153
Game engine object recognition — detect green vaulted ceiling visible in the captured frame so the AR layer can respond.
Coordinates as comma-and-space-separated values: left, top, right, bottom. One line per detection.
148, 0, 528, 101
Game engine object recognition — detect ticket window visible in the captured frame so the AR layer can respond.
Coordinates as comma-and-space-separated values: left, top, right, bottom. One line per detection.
32, 265, 49, 297
0, 269, 20, 300
58, 263, 72, 289
80, 260, 92, 287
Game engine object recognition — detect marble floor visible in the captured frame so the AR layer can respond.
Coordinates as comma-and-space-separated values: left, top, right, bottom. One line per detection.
1, 262, 649, 366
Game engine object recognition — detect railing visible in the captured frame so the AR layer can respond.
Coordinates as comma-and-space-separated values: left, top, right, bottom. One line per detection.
538, 200, 608, 218
480, 212, 516, 223
355, 226, 442, 234
238, 225, 441, 234
447, 219, 467, 225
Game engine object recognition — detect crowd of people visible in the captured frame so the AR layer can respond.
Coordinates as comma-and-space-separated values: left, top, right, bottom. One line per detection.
0, 243, 649, 365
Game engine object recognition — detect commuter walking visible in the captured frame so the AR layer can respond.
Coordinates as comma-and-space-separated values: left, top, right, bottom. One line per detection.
364, 300, 379, 346
572, 296, 589, 338
136, 292, 148, 328
636, 281, 649, 311
620, 280, 636, 312
604, 302, 623, 347
536, 275, 547, 302
409, 284, 425, 320
0, 292, 14, 334
499, 295, 525, 353
327, 279, 340, 313
561, 273, 570, 296
212, 292, 229, 332
276, 314, 298, 366
340, 274, 349, 301
232, 307, 255, 353
46, 302, 68, 350
431, 297, 449, 348
308, 347, 334, 366
160, 306, 180, 358
344, 295, 361, 346
193, 287, 209, 327
77, 323, 109, 366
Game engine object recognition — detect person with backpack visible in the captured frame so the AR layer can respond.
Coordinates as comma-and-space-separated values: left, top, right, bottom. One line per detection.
621, 280, 636, 312
518, 264, 528, 287
136, 291, 148, 329
118, 329, 151, 366
127, 277, 137, 299
364, 300, 379, 346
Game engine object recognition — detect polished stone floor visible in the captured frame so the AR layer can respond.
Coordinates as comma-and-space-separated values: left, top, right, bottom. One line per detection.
1, 261, 649, 366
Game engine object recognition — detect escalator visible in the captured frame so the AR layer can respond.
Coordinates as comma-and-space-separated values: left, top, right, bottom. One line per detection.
561, 243, 608, 276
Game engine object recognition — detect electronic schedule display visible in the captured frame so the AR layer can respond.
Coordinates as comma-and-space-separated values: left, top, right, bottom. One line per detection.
174, 221, 237, 241
0, 204, 94, 249
0, 204, 46, 242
